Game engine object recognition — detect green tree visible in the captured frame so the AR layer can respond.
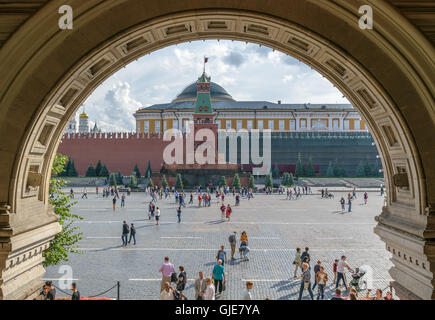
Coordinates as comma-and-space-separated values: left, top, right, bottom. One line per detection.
333, 159, 341, 177
339, 165, 347, 177
85, 163, 96, 177
108, 172, 117, 186
248, 175, 255, 189
364, 159, 372, 177
295, 153, 305, 177
355, 160, 365, 177
281, 172, 289, 186
326, 161, 334, 177
43, 154, 82, 266
129, 171, 138, 188
372, 160, 382, 177
147, 178, 154, 188
161, 174, 168, 188
116, 171, 123, 185
232, 173, 241, 189
133, 164, 141, 178
272, 164, 280, 178
95, 160, 103, 177
145, 160, 152, 178
218, 176, 227, 188
264, 173, 273, 189
67, 159, 78, 177
175, 173, 184, 190
287, 172, 294, 186
305, 156, 315, 177
100, 165, 109, 177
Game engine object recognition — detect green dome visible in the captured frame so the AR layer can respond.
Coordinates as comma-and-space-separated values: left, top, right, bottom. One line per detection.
173, 81, 234, 102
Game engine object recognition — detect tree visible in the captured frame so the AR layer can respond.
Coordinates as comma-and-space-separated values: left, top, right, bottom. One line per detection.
232, 173, 241, 189
43, 154, 82, 266
85, 164, 96, 177
281, 172, 289, 186
372, 160, 382, 177
133, 164, 141, 178
59, 160, 70, 177
326, 161, 334, 177
129, 171, 138, 188
305, 156, 315, 177
161, 174, 168, 188
67, 159, 78, 177
355, 160, 365, 177
272, 163, 280, 178
333, 159, 341, 177
145, 160, 152, 178
218, 176, 227, 188
295, 153, 305, 177
248, 175, 255, 189
116, 170, 123, 185
264, 173, 273, 189
364, 158, 372, 177
175, 173, 184, 190
100, 165, 109, 177
287, 172, 294, 186
339, 165, 347, 177
108, 172, 117, 186
95, 160, 103, 177
147, 178, 154, 188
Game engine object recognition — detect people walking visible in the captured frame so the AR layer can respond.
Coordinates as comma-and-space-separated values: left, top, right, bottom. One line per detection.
336, 255, 353, 290
212, 260, 226, 296
194, 271, 207, 300
311, 260, 322, 291
203, 278, 215, 300
121, 221, 129, 246
300, 247, 310, 266
176, 206, 182, 223
363, 192, 368, 204
216, 245, 227, 266
155, 207, 161, 225
176, 266, 187, 293
315, 266, 328, 300
220, 203, 226, 221
128, 223, 136, 245
228, 232, 237, 261
298, 263, 314, 300
71, 282, 80, 300
242, 281, 254, 300
332, 259, 339, 284
340, 197, 345, 212
159, 282, 175, 300
158, 257, 175, 293
225, 204, 232, 221
121, 193, 126, 207
82, 187, 87, 199
112, 196, 117, 211
293, 247, 301, 278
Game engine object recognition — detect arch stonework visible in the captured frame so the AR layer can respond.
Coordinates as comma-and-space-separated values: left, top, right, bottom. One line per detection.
0, 0, 433, 299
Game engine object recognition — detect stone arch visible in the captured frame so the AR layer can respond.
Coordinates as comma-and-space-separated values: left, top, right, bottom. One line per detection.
0, 0, 433, 299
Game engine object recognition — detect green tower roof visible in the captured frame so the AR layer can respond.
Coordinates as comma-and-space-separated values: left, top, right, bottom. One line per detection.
195, 72, 213, 114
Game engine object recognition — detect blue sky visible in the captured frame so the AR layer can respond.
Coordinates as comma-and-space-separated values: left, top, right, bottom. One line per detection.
80, 40, 350, 132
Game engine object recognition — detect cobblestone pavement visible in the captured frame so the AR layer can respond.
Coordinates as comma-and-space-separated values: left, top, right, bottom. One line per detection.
45, 190, 394, 300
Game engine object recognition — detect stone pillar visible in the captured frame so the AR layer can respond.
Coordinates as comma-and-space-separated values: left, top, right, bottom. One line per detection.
0, 204, 61, 300
374, 204, 435, 300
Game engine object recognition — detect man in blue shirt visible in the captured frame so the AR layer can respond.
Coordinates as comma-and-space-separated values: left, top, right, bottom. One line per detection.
212, 260, 226, 296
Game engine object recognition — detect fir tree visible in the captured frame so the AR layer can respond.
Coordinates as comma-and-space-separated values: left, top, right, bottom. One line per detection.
147, 178, 154, 188
218, 176, 227, 188
339, 165, 347, 177
295, 153, 304, 177
287, 172, 294, 186
305, 156, 315, 177
100, 165, 109, 177
326, 161, 334, 177
356, 160, 365, 177
60, 160, 71, 177
248, 175, 255, 189
145, 160, 152, 178
95, 160, 103, 177
129, 171, 138, 188
108, 173, 117, 186
232, 173, 241, 189
175, 174, 184, 190
333, 159, 341, 177
133, 164, 141, 178
264, 173, 273, 189
272, 164, 280, 178
116, 171, 123, 185
85, 164, 96, 177
364, 158, 372, 177
281, 172, 289, 186
161, 174, 168, 188
69, 160, 78, 177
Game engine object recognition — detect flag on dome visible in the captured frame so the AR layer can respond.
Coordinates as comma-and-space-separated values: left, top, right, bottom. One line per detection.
204, 57, 209, 63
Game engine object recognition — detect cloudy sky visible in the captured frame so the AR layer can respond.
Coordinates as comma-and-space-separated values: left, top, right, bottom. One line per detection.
79, 40, 350, 132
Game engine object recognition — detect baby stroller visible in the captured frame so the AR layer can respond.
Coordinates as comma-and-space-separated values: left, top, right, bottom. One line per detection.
349, 268, 367, 291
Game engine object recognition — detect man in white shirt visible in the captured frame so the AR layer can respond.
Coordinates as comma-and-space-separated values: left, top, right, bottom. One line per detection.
159, 282, 174, 300
242, 281, 254, 300
203, 278, 215, 300
336, 255, 353, 290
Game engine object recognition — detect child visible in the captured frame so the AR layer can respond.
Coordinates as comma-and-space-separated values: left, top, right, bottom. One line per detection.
333, 259, 339, 284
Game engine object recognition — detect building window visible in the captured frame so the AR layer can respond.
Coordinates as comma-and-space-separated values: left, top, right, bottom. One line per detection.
247, 120, 253, 130
268, 120, 274, 130
163, 120, 167, 132
289, 120, 296, 130
279, 120, 284, 131
154, 121, 160, 133
144, 120, 149, 133
300, 119, 307, 129
344, 120, 350, 130
183, 120, 189, 132
217, 121, 221, 129
236, 120, 242, 130
354, 119, 360, 130
226, 120, 232, 130
257, 120, 263, 130
333, 119, 339, 129
172, 120, 178, 129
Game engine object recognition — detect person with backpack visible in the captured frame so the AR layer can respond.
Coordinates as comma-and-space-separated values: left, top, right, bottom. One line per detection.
226, 204, 232, 222
300, 247, 310, 267
176, 206, 182, 223
298, 263, 314, 300
228, 232, 237, 261
176, 266, 187, 294
220, 203, 226, 221
121, 221, 129, 246
340, 197, 346, 212
216, 245, 227, 266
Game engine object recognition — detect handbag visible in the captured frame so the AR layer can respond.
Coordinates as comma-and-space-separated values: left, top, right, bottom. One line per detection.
170, 272, 177, 283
